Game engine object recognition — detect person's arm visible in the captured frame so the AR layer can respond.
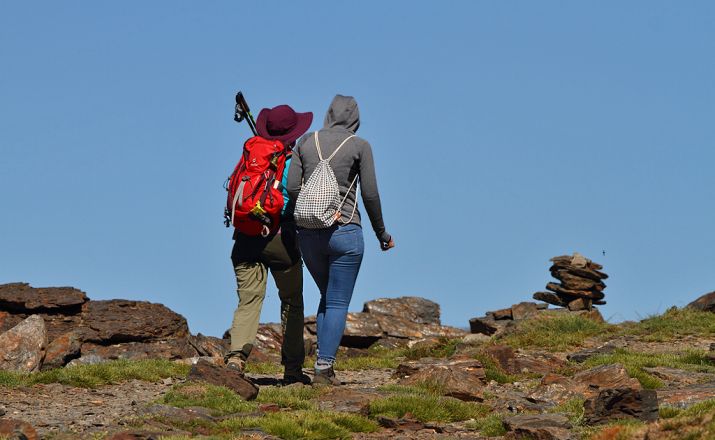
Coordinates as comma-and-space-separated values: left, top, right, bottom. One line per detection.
358, 140, 391, 245
286, 139, 305, 206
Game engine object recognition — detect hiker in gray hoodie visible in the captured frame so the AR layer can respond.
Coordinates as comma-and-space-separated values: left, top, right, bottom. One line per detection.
287, 95, 394, 385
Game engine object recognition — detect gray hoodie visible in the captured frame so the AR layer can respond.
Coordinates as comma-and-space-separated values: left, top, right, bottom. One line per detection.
287, 95, 390, 243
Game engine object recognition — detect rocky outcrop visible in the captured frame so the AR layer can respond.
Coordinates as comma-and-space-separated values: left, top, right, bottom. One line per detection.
0, 315, 47, 372
305, 296, 467, 349
503, 414, 573, 440
687, 291, 715, 312
533, 253, 608, 310
0, 282, 199, 370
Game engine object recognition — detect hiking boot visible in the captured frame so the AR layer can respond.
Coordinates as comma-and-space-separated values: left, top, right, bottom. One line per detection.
312, 366, 341, 386
225, 355, 246, 375
282, 370, 312, 385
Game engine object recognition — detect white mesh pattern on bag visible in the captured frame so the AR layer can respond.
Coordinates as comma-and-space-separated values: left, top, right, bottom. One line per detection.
295, 133, 357, 229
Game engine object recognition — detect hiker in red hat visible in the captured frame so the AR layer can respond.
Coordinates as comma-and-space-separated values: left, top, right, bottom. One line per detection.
225, 104, 313, 385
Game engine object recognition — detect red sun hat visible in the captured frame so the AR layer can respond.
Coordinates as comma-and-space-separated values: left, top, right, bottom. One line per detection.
255, 105, 313, 146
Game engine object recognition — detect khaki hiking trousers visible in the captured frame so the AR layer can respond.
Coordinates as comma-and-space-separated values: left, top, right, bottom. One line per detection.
229, 224, 305, 372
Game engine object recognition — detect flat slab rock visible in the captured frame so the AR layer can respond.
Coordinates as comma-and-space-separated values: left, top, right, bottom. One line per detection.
584, 387, 659, 424
363, 296, 441, 325
503, 413, 572, 440
83, 300, 190, 343
0, 282, 87, 313
657, 382, 715, 408
187, 359, 258, 400
395, 357, 486, 401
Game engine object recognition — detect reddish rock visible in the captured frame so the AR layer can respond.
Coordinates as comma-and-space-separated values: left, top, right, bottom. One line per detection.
469, 316, 512, 336
80, 339, 197, 361
511, 302, 539, 320
567, 298, 592, 311
0, 315, 46, 372
489, 308, 513, 320
572, 364, 641, 399
187, 359, 258, 400
552, 270, 606, 291
533, 291, 570, 307
254, 323, 283, 352
657, 382, 715, 408
363, 296, 441, 325
546, 282, 605, 301
188, 333, 229, 359
82, 300, 189, 343
687, 291, 715, 312
485, 345, 566, 375
0, 418, 39, 440
503, 414, 572, 440
42, 313, 85, 342
0, 311, 22, 334
0, 282, 87, 313
584, 387, 658, 424
396, 357, 486, 401
42, 330, 84, 369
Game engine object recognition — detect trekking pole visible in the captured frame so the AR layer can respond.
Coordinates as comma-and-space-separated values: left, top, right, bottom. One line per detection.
234, 91, 258, 136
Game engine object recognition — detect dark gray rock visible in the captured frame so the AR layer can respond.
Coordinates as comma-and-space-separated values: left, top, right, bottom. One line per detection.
583, 387, 658, 424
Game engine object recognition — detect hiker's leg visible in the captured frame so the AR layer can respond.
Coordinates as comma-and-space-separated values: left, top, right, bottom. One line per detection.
297, 228, 330, 356
316, 224, 364, 365
229, 259, 268, 360
271, 259, 305, 373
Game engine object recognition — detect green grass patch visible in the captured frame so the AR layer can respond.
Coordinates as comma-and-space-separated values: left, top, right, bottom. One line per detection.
334, 345, 403, 371
161, 382, 258, 416
548, 397, 586, 426
402, 338, 460, 360
579, 418, 647, 439
498, 312, 612, 351
369, 393, 490, 423
581, 349, 715, 389
465, 413, 507, 437
473, 352, 520, 384
621, 307, 715, 342
244, 361, 283, 375
0, 359, 189, 389
255, 385, 322, 410
219, 411, 379, 440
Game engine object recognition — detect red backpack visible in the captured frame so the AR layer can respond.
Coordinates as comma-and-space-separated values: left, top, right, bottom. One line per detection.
225, 136, 288, 237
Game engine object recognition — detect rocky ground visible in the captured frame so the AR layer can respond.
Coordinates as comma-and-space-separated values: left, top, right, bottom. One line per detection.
3, 266, 715, 439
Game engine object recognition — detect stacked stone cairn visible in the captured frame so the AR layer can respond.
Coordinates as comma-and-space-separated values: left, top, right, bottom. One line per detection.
533, 253, 608, 311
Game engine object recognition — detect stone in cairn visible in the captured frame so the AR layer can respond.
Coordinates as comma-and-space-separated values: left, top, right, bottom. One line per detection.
533, 253, 608, 311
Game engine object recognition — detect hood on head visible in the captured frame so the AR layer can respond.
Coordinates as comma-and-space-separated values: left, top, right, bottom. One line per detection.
323, 94, 360, 133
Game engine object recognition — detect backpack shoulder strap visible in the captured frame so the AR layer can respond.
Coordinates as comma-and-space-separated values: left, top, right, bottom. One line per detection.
314, 132, 324, 161
326, 135, 356, 162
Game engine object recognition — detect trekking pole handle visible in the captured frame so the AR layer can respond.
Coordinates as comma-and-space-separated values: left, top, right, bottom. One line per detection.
234, 91, 258, 136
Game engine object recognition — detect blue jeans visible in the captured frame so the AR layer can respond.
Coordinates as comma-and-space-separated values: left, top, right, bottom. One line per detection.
298, 223, 364, 364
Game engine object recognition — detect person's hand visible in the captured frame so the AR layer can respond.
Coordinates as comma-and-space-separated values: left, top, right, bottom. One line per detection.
381, 238, 395, 252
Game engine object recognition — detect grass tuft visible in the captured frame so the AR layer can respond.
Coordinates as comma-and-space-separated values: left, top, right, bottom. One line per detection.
465, 413, 507, 437
255, 385, 322, 410
581, 349, 715, 389
244, 362, 283, 375
368, 393, 490, 423
473, 352, 520, 384
548, 397, 586, 426
498, 312, 612, 351
219, 411, 378, 440
621, 307, 715, 342
0, 359, 189, 389
161, 382, 257, 416
402, 338, 460, 360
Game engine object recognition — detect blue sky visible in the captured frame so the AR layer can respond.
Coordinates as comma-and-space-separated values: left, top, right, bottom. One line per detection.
1, 2, 713, 336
